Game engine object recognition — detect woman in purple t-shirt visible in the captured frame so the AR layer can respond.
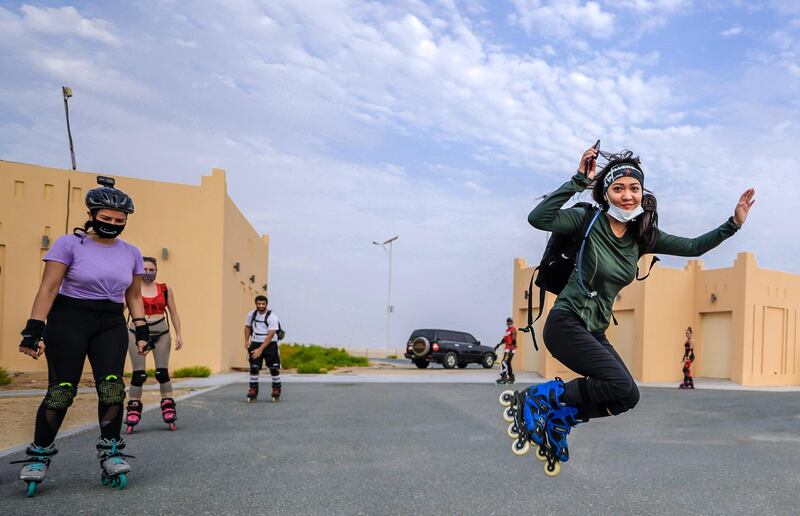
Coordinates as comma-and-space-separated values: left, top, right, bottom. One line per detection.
15, 177, 150, 496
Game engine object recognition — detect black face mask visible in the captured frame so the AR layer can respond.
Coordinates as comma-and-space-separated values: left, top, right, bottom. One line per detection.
92, 218, 126, 238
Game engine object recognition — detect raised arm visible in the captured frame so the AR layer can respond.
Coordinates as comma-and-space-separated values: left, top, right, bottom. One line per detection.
651, 188, 755, 256
528, 145, 598, 235
527, 174, 590, 235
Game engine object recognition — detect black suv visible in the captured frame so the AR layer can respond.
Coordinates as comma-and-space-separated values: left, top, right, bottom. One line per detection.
405, 329, 497, 369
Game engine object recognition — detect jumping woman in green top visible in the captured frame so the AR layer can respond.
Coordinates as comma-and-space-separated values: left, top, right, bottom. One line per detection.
501, 144, 755, 476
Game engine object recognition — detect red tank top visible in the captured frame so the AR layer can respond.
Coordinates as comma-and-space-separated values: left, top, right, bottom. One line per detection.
143, 283, 168, 316
504, 325, 517, 350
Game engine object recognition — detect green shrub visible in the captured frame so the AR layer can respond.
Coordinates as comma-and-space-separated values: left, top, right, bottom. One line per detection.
0, 367, 11, 386
280, 344, 368, 374
173, 366, 211, 378
386, 354, 398, 359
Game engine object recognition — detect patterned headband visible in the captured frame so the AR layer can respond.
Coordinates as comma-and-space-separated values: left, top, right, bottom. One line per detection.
603, 163, 644, 191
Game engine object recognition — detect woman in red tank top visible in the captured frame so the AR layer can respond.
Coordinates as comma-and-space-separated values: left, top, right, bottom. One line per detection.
124, 257, 184, 432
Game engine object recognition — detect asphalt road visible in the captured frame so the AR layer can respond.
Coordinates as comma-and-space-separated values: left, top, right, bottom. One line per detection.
2, 383, 799, 515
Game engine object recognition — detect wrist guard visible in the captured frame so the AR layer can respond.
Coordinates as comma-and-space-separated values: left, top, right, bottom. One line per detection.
20, 319, 46, 350
134, 324, 153, 350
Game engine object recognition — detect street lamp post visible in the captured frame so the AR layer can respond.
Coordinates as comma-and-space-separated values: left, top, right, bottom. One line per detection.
372, 236, 398, 348
62, 86, 76, 170
62, 86, 76, 234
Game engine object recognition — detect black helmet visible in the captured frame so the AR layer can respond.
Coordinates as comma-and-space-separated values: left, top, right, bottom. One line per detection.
85, 176, 134, 214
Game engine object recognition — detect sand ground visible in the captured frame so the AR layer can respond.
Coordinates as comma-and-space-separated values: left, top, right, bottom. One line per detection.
1, 372, 193, 450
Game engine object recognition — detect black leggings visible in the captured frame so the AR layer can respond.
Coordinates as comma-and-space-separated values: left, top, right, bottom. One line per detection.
542, 309, 640, 421
34, 295, 128, 446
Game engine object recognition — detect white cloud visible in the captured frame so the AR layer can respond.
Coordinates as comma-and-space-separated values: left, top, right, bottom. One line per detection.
19, 4, 120, 46
614, 0, 690, 14
722, 26, 744, 36
509, 0, 615, 40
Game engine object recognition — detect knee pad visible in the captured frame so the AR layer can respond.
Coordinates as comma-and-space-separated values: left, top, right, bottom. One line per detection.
44, 382, 77, 410
154, 368, 170, 384
249, 363, 261, 375
130, 370, 147, 387
268, 366, 280, 377
97, 375, 126, 405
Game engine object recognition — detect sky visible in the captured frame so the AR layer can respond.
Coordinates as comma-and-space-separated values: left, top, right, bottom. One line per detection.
1, 1, 799, 349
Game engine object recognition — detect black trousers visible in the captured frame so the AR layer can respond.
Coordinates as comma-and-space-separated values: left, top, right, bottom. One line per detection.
248, 342, 281, 390
35, 295, 128, 445
542, 309, 640, 421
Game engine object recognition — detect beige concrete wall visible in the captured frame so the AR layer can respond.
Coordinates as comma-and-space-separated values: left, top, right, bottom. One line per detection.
0, 160, 268, 373
512, 251, 800, 387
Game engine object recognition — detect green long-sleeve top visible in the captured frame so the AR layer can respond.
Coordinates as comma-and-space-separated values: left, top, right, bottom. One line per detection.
528, 173, 741, 332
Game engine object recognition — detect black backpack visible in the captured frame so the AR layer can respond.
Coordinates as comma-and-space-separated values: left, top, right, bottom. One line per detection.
250, 310, 286, 341
519, 200, 659, 350
519, 202, 600, 350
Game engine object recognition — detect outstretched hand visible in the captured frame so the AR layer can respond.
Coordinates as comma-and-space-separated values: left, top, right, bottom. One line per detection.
733, 188, 755, 226
577, 145, 599, 180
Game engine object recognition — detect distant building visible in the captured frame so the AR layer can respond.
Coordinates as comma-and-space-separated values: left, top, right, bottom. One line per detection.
0, 160, 269, 373
512, 253, 800, 387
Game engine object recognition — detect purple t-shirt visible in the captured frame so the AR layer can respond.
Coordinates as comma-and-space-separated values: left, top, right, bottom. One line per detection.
44, 234, 144, 303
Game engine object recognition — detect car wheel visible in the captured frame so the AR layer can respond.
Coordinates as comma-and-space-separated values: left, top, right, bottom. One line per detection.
457, 362, 468, 369
413, 359, 429, 369
411, 337, 431, 358
482, 354, 495, 369
442, 352, 457, 369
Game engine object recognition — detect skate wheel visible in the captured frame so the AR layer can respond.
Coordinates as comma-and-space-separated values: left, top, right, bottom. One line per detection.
544, 460, 561, 477
101, 475, 110, 486
168, 422, 176, 431
126, 425, 134, 434
507, 422, 520, 439
499, 390, 515, 407
535, 445, 548, 462
26, 481, 38, 497
512, 439, 530, 456
117, 474, 127, 489
502, 407, 515, 423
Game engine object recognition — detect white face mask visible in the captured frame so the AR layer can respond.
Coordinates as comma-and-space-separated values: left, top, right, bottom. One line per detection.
606, 202, 644, 223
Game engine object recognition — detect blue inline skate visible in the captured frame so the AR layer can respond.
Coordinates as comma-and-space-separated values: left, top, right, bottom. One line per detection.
11, 443, 57, 497
541, 405, 580, 477
499, 378, 565, 461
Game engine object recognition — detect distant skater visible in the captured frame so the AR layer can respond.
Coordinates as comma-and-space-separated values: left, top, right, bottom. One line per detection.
124, 256, 185, 433
679, 327, 695, 389
244, 296, 282, 402
495, 318, 517, 385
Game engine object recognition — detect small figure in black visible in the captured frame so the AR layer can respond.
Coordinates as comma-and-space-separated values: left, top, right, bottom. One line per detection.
679, 327, 695, 389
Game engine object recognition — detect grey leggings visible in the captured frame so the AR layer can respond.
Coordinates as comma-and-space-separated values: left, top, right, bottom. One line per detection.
127, 317, 172, 399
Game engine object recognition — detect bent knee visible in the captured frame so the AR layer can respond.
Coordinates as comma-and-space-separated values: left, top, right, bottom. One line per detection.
623, 381, 640, 410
